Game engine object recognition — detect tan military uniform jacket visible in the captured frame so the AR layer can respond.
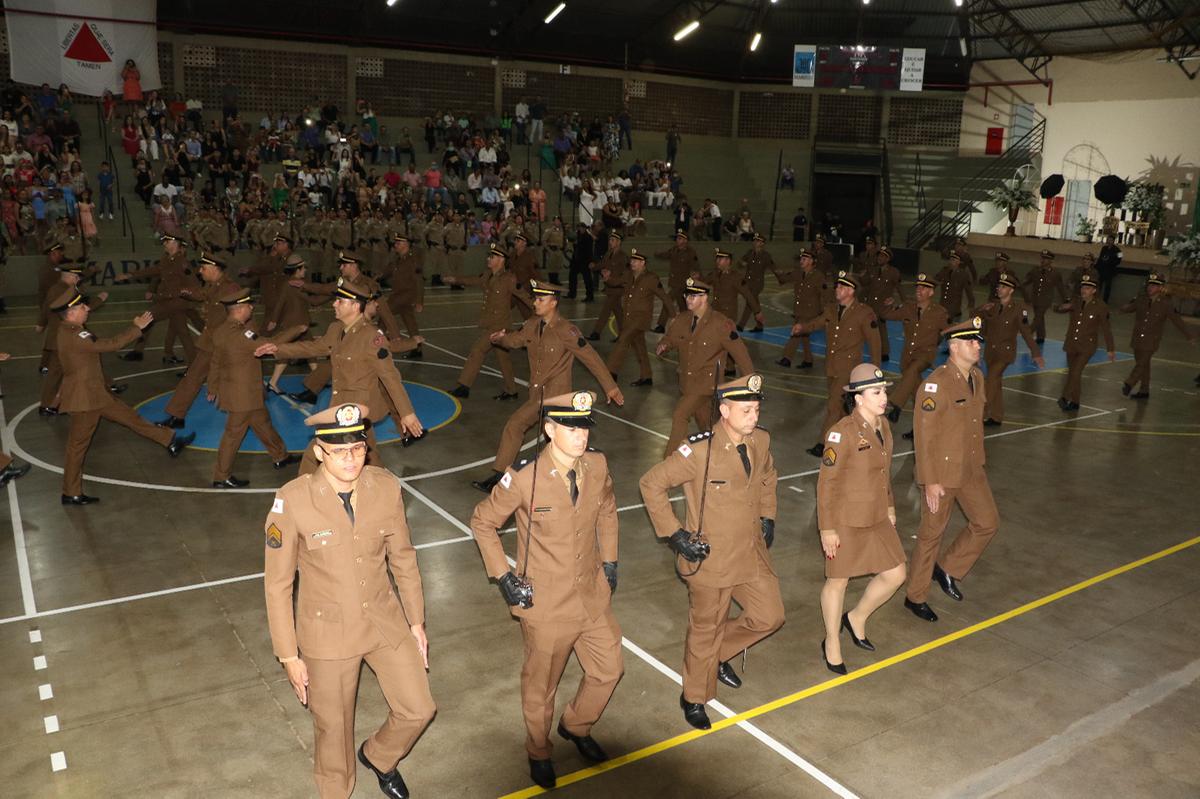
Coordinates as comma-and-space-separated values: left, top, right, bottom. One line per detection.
980, 299, 1040, 361
209, 319, 302, 413
914, 362, 986, 488
38, 257, 61, 303
57, 322, 143, 412
655, 245, 699, 289
639, 424, 777, 589
1022, 265, 1067, 309
778, 266, 827, 321
881, 301, 950, 363
739, 250, 774, 292
424, 218, 444, 250
1121, 294, 1192, 351
126, 251, 195, 300
543, 226, 565, 253
39, 281, 105, 351
596, 249, 630, 293
935, 265, 974, 316
264, 466, 425, 661
442, 223, 467, 252
496, 316, 618, 397
387, 252, 424, 306
863, 264, 903, 312
817, 410, 895, 531
620, 271, 672, 329
814, 247, 834, 278
459, 269, 531, 330
661, 308, 755, 394
508, 250, 541, 288
802, 301, 882, 376
246, 253, 288, 318
704, 268, 760, 320
328, 219, 352, 250
266, 281, 323, 333
1061, 297, 1114, 356
471, 449, 617, 621
186, 276, 240, 352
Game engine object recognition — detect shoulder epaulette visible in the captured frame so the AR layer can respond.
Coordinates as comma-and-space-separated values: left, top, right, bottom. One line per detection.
586, 446, 603, 453
511, 458, 533, 471
755, 425, 769, 432
687, 431, 713, 444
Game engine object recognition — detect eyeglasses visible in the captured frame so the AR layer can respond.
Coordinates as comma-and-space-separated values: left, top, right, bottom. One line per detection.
321, 442, 368, 461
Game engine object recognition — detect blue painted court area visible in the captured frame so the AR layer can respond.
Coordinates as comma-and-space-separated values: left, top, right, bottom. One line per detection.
742, 325, 1133, 377
136, 375, 459, 452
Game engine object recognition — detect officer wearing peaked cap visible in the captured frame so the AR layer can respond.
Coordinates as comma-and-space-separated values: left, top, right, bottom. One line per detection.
114, 233, 199, 364
265, 402, 435, 799
1022, 249, 1068, 344
588, 231, 630, 340
879, 272, 949, 425
736, 234, 774, 332
1054, 270, 1115, 411
976, 271, 1044, 426
773, 248, 828, 369
1119, 271, 1197, 399
446, 245, 531, 399
607, 249, 674, 385
470, 391, 622, 791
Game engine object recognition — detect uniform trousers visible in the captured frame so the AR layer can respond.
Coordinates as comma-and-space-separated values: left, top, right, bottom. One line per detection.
513, 295, 534, 321
983, 354, 1014, 422
63, 402, 174, 495
385, 295, 420, 338
543, 250, 563, 281
492, 396, 544, 473
874, 313, 891, 360
1030, 304, 1051, 341
214, 408, 288, 481
665, 393, 713, 456
305, 633, 436, 799
1062, 350, 1094, 404
780, 331, 814, 363
1124, 348, 1155, 392
303, 361, 332, 396
736, 280, 765, 328
446, 249, 466, 280
821, 370, 854, 435
605, 323, 650, 379
891, 352, 936, 412
519, 607, 623, 760
39, 350, 63, 407
656, 283, 686, 329
457, 332, 516, 392
424, 245, 445, 280
567, 260, 594, 300
589, 292, 623, 337
300, 425, 380, 476
682, 571, 785, 703
131, 298, 197, 360
906, 466, 999, 604
164, 349, 213, 418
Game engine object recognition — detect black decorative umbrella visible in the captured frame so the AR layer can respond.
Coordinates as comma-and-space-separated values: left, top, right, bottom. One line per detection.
1039, 174, 1064, 199
1094, 175, 1128, 206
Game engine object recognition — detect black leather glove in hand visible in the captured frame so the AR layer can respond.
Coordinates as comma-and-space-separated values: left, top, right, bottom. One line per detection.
603, 561, 618, 593
761, 518, 775, 549
668, 529, 708, 563
498, 571, 532, 607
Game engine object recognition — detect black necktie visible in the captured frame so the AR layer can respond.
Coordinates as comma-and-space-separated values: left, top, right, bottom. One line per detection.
916, 306, 922, 321
566, 469, 578, 504
837, 305, 844, 321
337, 491, 355, 524
875, 428, 884, 445
690, 315, 698, 333
736, 443, 751, 477
538, 320, 545, 337
968, 374, 975, 394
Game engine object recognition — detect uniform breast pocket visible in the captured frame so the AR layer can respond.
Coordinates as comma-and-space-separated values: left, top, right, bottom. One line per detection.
303, 528, 343, 551
296, 601, 343, 650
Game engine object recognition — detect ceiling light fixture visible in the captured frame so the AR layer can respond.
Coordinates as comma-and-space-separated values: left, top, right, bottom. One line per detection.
543, 2, 566, 23
750, 32, 762, 51
386, 0, 399, 6
673, 20, 700, 41
959, 36, 968, 56
953, 0, 964, 6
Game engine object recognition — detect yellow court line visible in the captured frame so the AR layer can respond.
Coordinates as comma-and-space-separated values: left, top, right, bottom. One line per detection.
497, 533, 1200, 799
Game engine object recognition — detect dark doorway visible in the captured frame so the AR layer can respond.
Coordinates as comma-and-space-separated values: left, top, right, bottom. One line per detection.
811, 173, 876, 246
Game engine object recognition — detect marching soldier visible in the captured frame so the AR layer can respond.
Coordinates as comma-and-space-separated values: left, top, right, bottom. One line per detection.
522, 215, 543, 281
470, 391, 623, 790
264, 402, 435, 799
774, 249, 827, 369
1055, 271, 1115, 411
565, 222, 599, 302
208, 287, 303, 487
978, 251, 1018, 302
1068, 252, 1096, 299
38, 243, 67, 312
1022, 250, 1068, 344
816, 364, 907, 674
383, 235, 424, 359
264, 254, 326, 394
441, 213, 468, 286
654, 231, 700, 332
793, 272, 882, 458
471, 280, 622, 492
51, 287, 195, 505
705, 248, 763, 336
977, 271, 1044, 426
934, 251, 975, 323
861, 246, 904, 362
904, 317, 998, 623
951, 237, 977, 281
445, 246, 531, 399
812, 234, 835, 279
736, 234, 774, 332
851, 237, 879, 274
606, 249, 674, 386
114, 234, 199, 364
327, 210, 353, 267
508, 233, 542, 321
542, 216, 566, 284
424, 212, 446, 286
879, 273, 949, 427
35, 264, 107, 415
1120, 271, 1197, 398
639, 374, 783, 730
588, 232, 629, 341
656, 278, 755, 455
240, 233, 293, 323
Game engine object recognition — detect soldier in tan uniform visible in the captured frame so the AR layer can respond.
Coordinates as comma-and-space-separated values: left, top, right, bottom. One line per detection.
542, 217, 566, 284
208, 287, 303, 487
934, 251, 975, 323
904, 318, 998, 623
383, 235, 424, 358
35, 264, 108, 415
1022, 250, 1068, 344
851, 237, 878, 274
656, 278, 755, 456
978, 251, 1019, 302
812, 234, 835, 279
445, 246, 530, 399
861, 246, 904, 362
264, 402, 435, 799
879, 272, 949, 427
51, 287, 195, 504
640, 374, 782, 730
1120, 272, 1196, 398
606, 250, 674, 386
38, 244, 68, 317
736, 234, 774, 332
977, 271, 1044, 426
423, 212, 446, 286
1055, 271, 1115, 411
1068, 252, 1096, 299
264, 254, 326, 394
654, 231, 700, 332
508, 233, 542, 321
588, 232, 629, 340
816, 364, 907, 673
441, 213, 468, 285
705, 248, 763, 335
471, 280, 623, 493
114, 234, 199, 364
774, 249, 826, 369
793, 271, 882, 456
471, 391, 622, 790
240, 233, 293, 324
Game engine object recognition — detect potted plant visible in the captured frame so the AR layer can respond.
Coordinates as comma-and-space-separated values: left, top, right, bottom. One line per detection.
988, 179, 1040, 236
1167, 230, 1200, 281
1124, 181, 1167, 247
1074, 214, 1096, 243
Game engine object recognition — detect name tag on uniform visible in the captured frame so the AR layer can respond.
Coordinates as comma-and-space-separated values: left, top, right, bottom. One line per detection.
924, 382, 938, 393
533, 506, 552, 513
311, 529, 333, 539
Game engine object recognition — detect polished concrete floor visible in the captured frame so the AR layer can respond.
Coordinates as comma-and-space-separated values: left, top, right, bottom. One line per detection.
1, 270, 1198, 799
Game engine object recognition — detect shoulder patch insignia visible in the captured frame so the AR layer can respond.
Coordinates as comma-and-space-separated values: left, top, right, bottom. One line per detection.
922, 397, 937, 412
244, 329, 258, 339
822, 448, 837, 467
687, 431, 713, 443
827, 431, 842, 443
266, 523, 283, 549
569, 325, 581, 338
924, 382, 938, 393
271, 497, 284, 514
678, 443, 692, 458
511, 458, 533, 472
499, 472, 513, 489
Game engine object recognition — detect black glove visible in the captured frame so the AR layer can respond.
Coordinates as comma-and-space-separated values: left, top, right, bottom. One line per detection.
498, 571, 532, 607
603, 561, 618, 593
668, 529, 708, 563
761, 518, 775, 549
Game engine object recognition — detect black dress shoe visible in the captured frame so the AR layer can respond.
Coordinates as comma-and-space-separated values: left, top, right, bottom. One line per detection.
1067, 401, 1080, 411
586, 332, 600, 341
528, 757, 556, 790
1035, 337, 1045, 345
157, 415, 185, 429
401, 348, 423, 359
807, 442, 824, 457
932, 564, 963, 601
821, 640, 847, 675
38, 406, 60, 417
631, 377, 653, 387
881, 354, 890, 362
1131, 391, 1149, 399
652, 325, 665, 334
1057, 397, 1069, 411
167, 432, 196, 457
1121, 382, 1132, 397
886, 404, 901, 424
983, 418, 1001, 427
450, 384, 470, 398
0, 462, 31, 486
273, 454, 301, 469
904, 598, 938, 622
162, 355, 184, 365
902, 429, 914, 440
61, 494, 100, 505
472, 471, 503, 493
119, 351, 144, 362
108, 384, 128, 395
610, 372, 619, 383
583, 296, 594, 303
213, 476, 250, 488
679, 694, 711, 730
717, 660, 742, 689
798, 361, 814, 369
450, 284, 465, 291
775, 357, 791, 367
493, 391, 519, 400
558, 720, 609, 762
736, 324, 745, 332
841, 613, 875, 651
288, 389, 319, 404
357, 743, 409, 799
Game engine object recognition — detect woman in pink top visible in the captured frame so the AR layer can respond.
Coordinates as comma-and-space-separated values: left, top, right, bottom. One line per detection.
77, 189, 98, 241
121, 59, 143, 103
528, 181, 547, 221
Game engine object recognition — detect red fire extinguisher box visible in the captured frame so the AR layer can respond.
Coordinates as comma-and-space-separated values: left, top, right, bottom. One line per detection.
985, 127, 1005, 155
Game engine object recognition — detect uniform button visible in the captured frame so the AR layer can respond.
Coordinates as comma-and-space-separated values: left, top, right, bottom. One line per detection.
321, 540, 327, 546
362, 602, 368, 608
316, 611, 322, 617
360, 579, 366, 586
356, 557, 363, 563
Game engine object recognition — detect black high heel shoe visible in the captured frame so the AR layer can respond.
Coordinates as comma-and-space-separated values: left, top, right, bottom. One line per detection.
822, 640, 847, 675
841, 612, 876, 652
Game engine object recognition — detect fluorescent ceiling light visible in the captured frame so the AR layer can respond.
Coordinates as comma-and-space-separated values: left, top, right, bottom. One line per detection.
750, 32, 762, 51
544, 3, 566, 23
386, 0, 398, 6
673, 20, 700, 41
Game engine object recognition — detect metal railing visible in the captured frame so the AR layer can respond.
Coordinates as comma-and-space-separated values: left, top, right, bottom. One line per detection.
768, 149, 782, 242
913, 152, 927, 221
880, 142, 893, 246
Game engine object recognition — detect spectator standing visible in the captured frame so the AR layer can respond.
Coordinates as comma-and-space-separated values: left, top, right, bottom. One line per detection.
618, 107, 633, 150
666, 126, 681, 164
514, 97, 529, 145
792, 207, 807, 242
121, 60, 143, 106
529, 97, 546, 143
1095, 235, 1122, 302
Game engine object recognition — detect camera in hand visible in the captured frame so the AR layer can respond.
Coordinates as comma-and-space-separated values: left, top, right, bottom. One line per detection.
499, 571, 534, 608
668, 529, 710, 562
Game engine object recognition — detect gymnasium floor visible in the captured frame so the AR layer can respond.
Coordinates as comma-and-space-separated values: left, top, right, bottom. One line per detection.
1, 276, 1198, 798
